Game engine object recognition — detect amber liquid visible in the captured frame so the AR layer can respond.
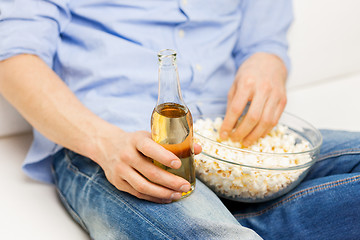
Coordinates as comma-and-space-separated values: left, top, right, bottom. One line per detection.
151, 102, 196, 198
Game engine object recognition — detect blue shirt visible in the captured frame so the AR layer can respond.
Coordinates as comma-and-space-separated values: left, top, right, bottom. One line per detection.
0, 0, 293, 183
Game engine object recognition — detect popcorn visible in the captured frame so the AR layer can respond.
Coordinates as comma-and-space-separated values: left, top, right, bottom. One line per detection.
194, 117, 313, 201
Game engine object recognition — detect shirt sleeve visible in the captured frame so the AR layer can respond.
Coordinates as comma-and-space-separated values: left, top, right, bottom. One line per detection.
233, 0, 293, 73
0, 0, 71, 66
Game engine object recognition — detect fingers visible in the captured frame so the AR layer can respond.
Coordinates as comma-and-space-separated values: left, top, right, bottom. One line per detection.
262, 94, 287, 136
221, 82, 286, 146
117, 178, 172, 204
194, 143, 202, 155
129, 151, 191, 192
123, 165, 186, 202
135, 132, 201, 166
229, 92, 267, 143
136, 136, 181, 169
99, 130, 195, 203
220, 90, 250, 140
230, 92, 287, 146
114, 132, 192, 201
240, 96, 278, 146
113, 153, 188, 203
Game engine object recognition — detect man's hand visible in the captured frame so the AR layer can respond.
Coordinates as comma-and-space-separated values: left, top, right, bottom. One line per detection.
92, 128, 202, 204
220, 52, 287, 146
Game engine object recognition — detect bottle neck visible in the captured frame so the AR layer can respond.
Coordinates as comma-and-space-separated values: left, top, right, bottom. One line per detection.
157, 50, 185, 107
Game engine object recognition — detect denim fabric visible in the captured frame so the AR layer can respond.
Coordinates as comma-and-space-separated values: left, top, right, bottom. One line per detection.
52, 150, 260, 240
52, 129, 360, 240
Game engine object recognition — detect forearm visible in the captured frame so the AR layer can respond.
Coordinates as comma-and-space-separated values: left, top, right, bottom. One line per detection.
0, 54, 118, 160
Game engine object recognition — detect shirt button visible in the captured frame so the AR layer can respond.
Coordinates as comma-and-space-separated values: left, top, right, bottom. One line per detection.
195, 64, 203, 71
182, 0, 188, 6
178, 29, 185, 38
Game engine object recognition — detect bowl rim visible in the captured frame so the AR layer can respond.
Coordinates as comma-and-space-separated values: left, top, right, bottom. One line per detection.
189, 99, 323, 170
197, 151, 316, 171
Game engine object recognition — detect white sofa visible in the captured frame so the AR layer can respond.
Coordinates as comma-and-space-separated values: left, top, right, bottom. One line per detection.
1, 1, 360, 239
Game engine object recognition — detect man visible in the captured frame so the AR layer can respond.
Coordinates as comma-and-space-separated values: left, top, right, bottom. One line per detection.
1, 1, 359, 239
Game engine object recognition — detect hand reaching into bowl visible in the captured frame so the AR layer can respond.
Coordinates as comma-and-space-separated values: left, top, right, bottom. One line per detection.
220, 52, 288, 147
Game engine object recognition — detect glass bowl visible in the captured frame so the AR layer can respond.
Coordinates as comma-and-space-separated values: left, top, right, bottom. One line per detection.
188, 99, 323, 203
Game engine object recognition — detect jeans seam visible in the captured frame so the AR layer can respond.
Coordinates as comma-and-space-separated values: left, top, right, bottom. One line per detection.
317, 149, 360, 162
234, 175, 360, 219
56, 187, 90, 232
64, 149, 99, 180
64, 150, 82, 174
51, 152, 89, 232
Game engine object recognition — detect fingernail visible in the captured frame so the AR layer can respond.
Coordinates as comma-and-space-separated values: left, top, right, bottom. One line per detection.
171, 192, 182, 200
170, 160, 181, 168
179, 184, 190, 192
243, 140, 251, 147
162, 199, 172, 204
220, 131, 228, 140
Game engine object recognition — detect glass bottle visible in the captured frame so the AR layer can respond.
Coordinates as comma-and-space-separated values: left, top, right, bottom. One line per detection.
151, 49, 196, 198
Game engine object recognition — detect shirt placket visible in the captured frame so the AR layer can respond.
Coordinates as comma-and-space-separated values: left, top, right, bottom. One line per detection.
175, 0, 205, 96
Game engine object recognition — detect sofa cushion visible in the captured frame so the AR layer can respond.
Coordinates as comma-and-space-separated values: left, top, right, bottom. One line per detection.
0, 133, 88, 239
286, 72, 360, 132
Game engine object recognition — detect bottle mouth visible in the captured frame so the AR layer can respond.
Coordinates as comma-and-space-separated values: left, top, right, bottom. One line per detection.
158, 49, 177, 64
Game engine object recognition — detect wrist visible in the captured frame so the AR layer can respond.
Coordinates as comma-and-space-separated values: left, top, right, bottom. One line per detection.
83, 121, 125, 165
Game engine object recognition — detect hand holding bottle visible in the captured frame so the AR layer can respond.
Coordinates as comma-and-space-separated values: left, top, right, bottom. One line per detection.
92, 49, 198, 203
92, 126, 201, 204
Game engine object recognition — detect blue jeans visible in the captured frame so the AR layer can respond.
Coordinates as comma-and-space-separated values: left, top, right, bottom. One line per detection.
52, 130, 360, 240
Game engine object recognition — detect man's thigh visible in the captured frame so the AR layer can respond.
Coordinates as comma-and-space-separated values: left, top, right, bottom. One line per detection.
52, 149, 261, 240
304, 129, 360, 180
